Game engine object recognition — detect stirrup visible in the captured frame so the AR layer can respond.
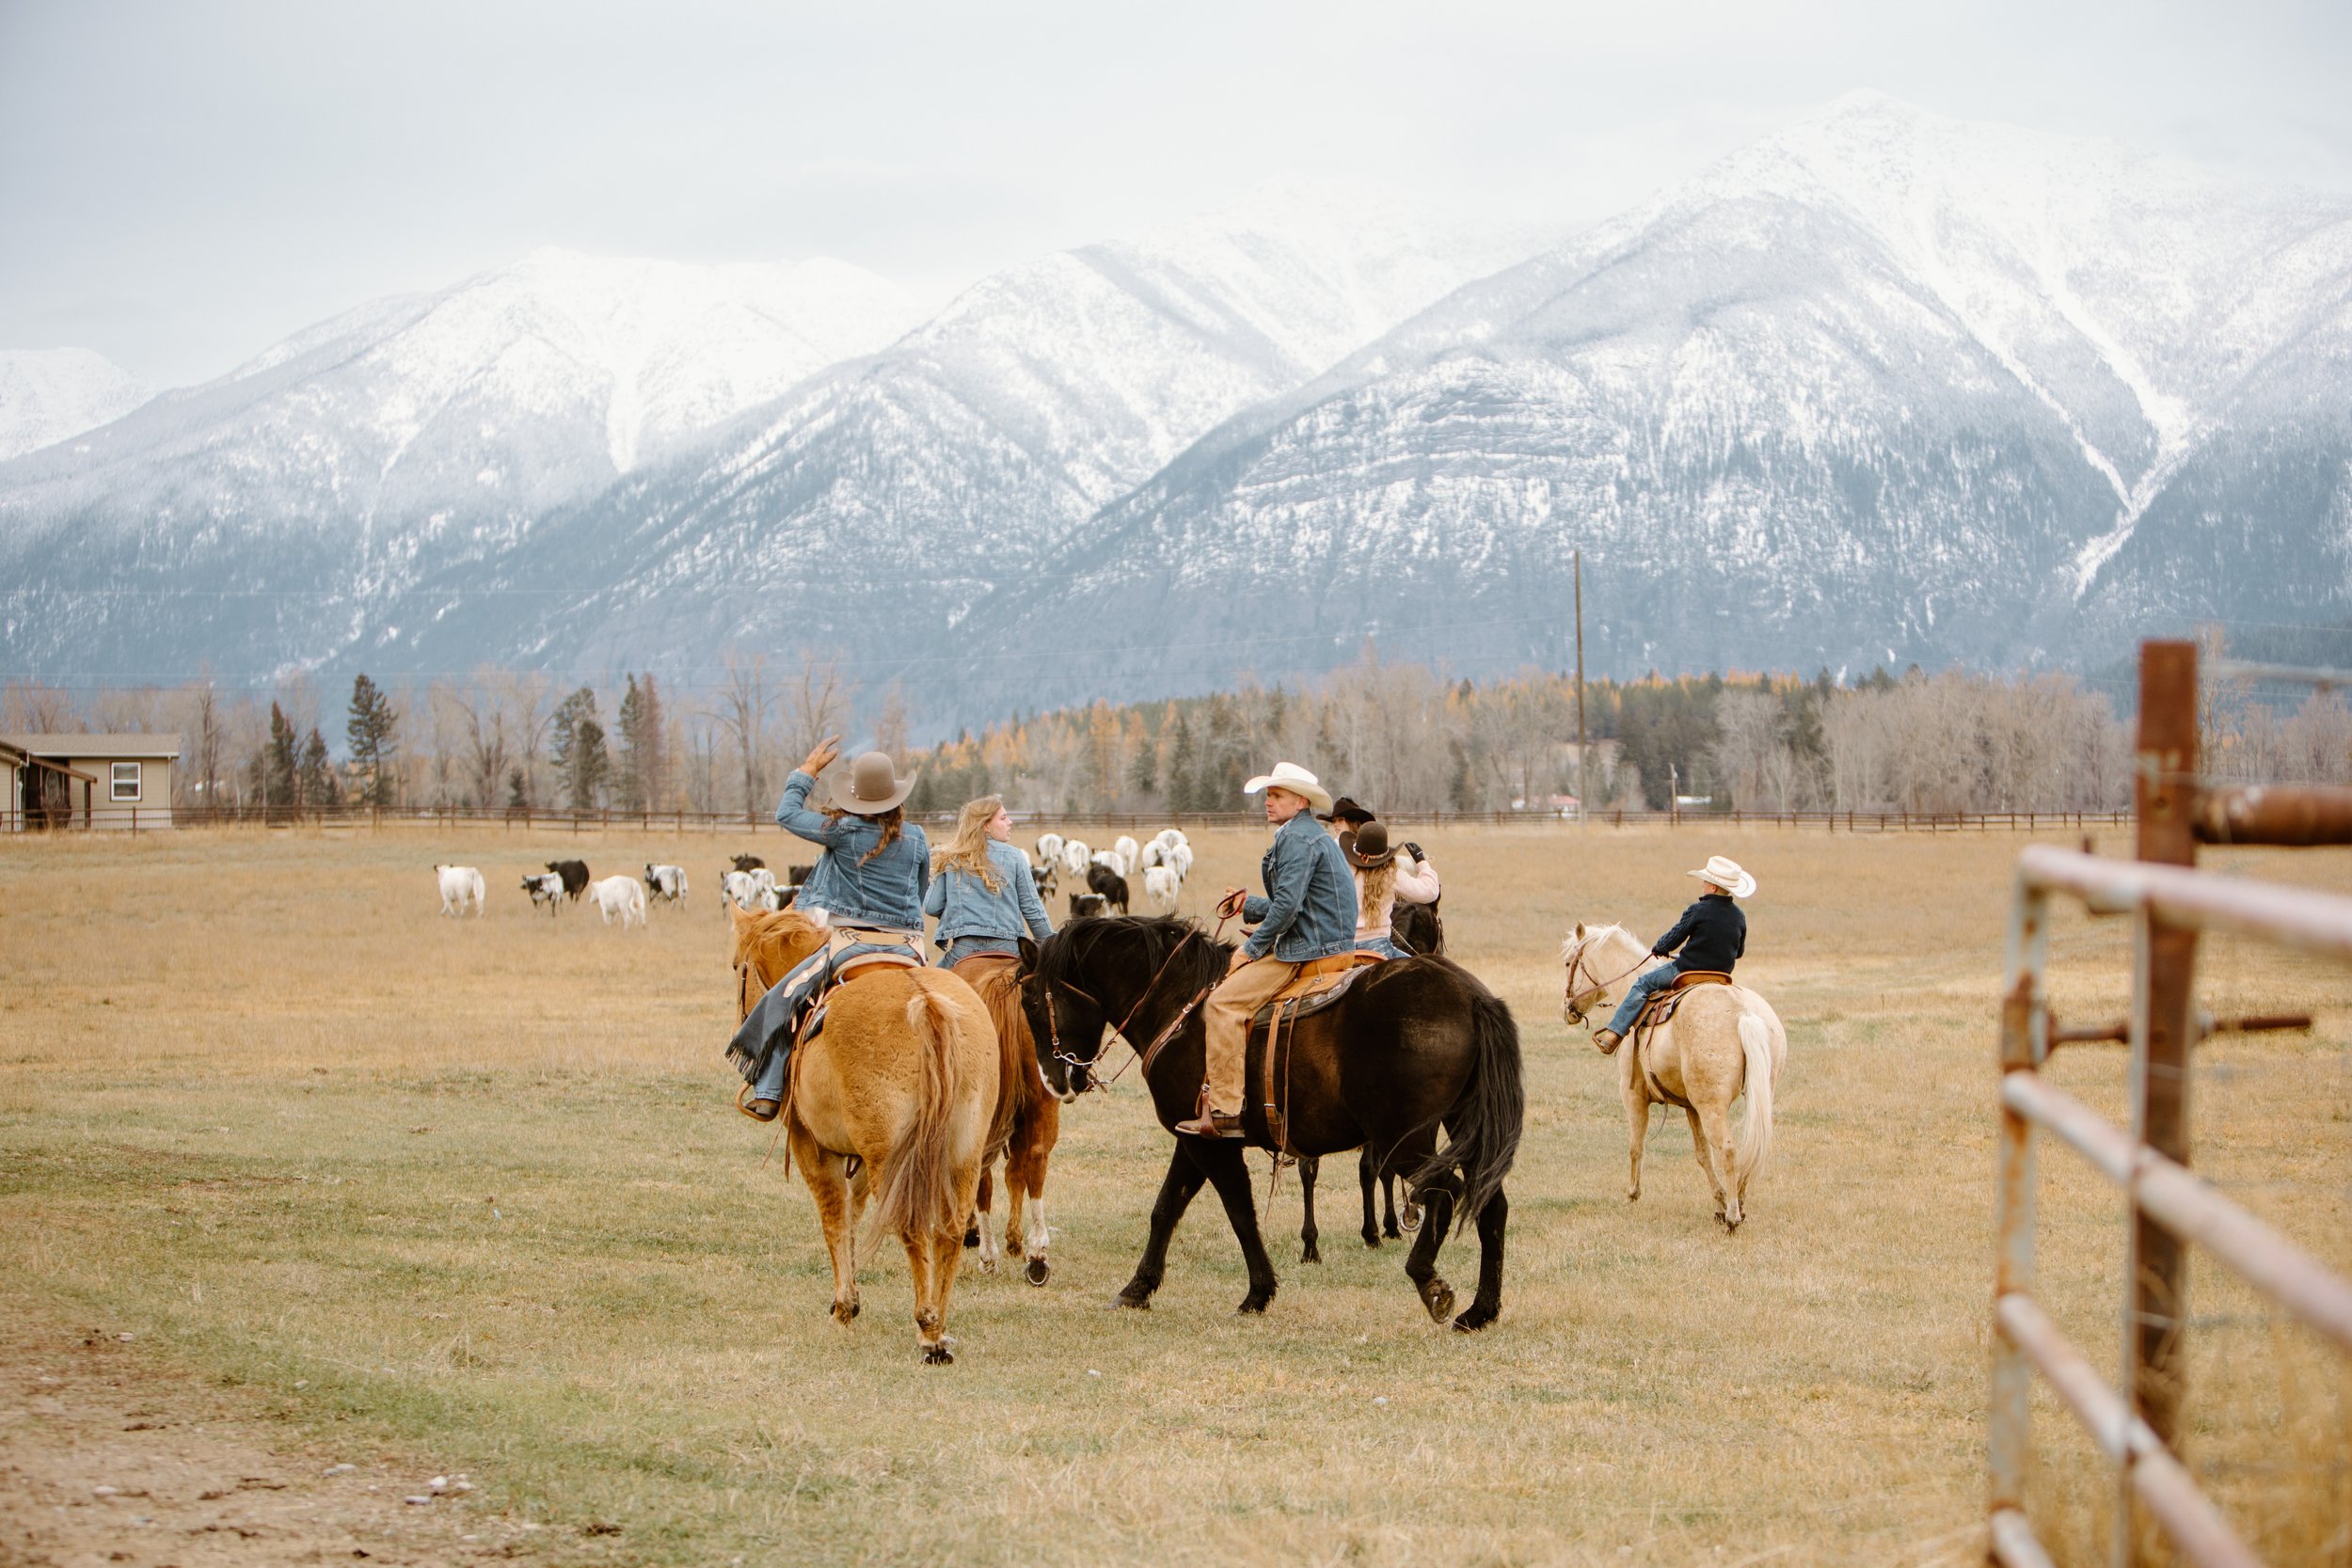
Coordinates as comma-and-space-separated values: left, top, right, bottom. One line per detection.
737, 1082, 780, 1121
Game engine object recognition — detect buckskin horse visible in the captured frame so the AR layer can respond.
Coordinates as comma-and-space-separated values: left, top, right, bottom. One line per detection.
1019, 916, 1522, 1330
1559, 920, 1787, 1229
730, 906, 999, 1363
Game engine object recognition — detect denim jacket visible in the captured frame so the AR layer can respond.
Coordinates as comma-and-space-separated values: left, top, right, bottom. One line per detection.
924, 838, 1053, 946
775, 769, 930, 929
1240, 811, 1358, 962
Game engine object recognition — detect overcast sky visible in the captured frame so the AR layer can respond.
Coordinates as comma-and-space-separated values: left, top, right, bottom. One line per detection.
4, 0, 2349, 388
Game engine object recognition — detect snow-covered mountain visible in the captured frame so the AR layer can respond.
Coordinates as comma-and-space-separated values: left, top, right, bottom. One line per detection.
0, 249, 921, 677
338, 188, 1549, 684
951, 92, 2352, 707
0, 349, 151, 462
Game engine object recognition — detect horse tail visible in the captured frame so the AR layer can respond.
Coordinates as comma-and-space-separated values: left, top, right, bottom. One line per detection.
867, 976, 972, 1245
1412, 988, 1525, 1225
1734, 1011, 1775, 1180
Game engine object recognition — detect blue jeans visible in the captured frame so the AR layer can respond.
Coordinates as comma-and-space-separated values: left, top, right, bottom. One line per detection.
943, 935, 1021, 967
1356, 934, 1403, 959
1607, 964, 1678, 1037
730, 933, 923, 1102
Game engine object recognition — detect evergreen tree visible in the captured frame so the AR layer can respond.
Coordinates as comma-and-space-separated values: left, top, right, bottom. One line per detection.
297, 726, 340, 808
264, 703, 299, 811
1164, 710, 1197, 811
345, 673, 399, 807
507, 766, 530, 809
549, 687, 599, 807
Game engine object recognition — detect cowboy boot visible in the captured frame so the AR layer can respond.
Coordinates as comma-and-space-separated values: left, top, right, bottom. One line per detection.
1173, 1086, 1247, 1139
1593, 1028, 1623, 1055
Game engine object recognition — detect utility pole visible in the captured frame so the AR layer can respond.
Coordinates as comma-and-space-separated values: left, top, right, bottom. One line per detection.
1573, 548, 1589, 824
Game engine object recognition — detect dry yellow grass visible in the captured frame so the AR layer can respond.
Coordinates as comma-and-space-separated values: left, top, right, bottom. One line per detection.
1, 821, 2346, 1566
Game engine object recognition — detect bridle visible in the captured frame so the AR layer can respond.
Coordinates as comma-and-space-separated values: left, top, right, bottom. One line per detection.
1562, 932, 1652, 1024
1036, 916, 1230, 1095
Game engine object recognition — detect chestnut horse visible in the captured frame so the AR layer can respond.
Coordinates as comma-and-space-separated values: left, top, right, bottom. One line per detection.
946, 953, 1061, 1286
1019, 917, 1522, 1330
729, 906, 998, 1363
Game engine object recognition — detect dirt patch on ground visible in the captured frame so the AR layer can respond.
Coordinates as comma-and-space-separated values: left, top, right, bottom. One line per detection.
0, 1298, 535, 1567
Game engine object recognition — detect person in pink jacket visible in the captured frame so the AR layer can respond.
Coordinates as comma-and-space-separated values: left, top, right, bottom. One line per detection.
1341, 820, 1440, 959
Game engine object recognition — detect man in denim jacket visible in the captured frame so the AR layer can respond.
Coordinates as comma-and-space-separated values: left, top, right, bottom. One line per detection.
1175, 762, 1357, 1140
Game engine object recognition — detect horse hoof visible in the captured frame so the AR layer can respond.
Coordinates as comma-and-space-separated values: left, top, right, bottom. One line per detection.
1302, 1243, 1321, 1264
1025, 1257, 1050, 1287
1452, 1303, 1499, 1333
1361, 1232, 1381, 1250
1235, 1296, 1271, 1316
1400, 1203, 1422, 1234
978, 1257, 996, 1274
962, 1227, 979, 1248
1421, 1281, 1455, 1323
922, 1338, 957, 1366
1112, 1292, 1150, 1311
832, 1300, 860, 1324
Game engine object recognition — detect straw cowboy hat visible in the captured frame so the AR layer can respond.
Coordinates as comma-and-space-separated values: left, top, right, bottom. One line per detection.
1318, 796, 1376, 826
828, 750, 917, 816
1242, 761, 1333, 816
1689, 854, 1756, 898
1341, 821, 1399, 870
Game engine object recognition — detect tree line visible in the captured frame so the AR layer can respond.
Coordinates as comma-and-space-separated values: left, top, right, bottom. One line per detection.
6, 637, 2344, 819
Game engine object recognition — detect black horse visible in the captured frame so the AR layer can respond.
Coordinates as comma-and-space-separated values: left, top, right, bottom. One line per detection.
1018, 916, 1522, 1329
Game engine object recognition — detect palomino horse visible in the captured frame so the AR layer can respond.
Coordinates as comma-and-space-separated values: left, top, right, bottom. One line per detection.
729, 906, 999, 1363
1020, 917, 1523, 1330
946, 953, 1061, 1286
1559, 922, 1787, 1229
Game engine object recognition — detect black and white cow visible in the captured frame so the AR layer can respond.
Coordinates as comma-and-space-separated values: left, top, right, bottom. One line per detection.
644, 863, 688, 903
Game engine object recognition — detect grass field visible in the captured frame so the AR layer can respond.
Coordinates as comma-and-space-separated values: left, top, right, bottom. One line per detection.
2, 822, 2347, 1566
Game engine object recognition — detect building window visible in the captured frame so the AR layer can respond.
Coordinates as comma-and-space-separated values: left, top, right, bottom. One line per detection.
112, 762, 141, 801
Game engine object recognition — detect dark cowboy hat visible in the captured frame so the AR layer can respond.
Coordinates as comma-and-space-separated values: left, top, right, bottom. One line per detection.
826, 751, 917, 816
1341, 821, 1398, 869
1318, 796, 1376, 825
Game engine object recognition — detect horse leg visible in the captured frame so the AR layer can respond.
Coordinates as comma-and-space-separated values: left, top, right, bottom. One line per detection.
1402, 1168, 1462, 1323
1624, 1079, 1653, 1202
1298, 1154, 1322, 1263
972, 1160, 1002, 1275
965, 1163, 990, 1252
1451, 1186, 1508, 1333
898, 1222, 948, 1362
1195, 1141, 1280, 1314
796, 1132, 860, 1325
919, 1216, 970, 1365
1691, 1103, 1741, 1229
1115, 1143, 1210, 1309
1359, 1148, 1381, 1248
1384, 1169, 1406, 1238
1007, 1100, 1057, 1286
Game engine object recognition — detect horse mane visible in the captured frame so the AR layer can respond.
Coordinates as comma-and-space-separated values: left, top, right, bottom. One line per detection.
1559, 922, 1631, 962
1036, 914, 1231, 1001
734, 906, 831, 983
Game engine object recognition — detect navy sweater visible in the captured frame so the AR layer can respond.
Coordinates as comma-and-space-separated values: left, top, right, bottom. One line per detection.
1653, 894, 1746, 974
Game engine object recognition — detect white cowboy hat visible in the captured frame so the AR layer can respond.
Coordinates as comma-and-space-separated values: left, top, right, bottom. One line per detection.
1242, 761, 1333, 816
1688, 854, 1756, 898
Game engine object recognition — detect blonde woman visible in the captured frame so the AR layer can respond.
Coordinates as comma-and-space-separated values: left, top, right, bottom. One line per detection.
923, 796, 1054, 969
1343, 820, 1440, 959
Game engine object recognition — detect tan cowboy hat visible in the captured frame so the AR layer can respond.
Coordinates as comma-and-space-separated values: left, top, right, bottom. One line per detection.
1341, 821, 1398, 869
1688, 854, 1756, 898
828, 750, 917, 816
1242, 761, 1333, 816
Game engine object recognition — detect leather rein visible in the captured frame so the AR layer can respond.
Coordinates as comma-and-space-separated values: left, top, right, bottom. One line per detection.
1562, 937, 1654, 1024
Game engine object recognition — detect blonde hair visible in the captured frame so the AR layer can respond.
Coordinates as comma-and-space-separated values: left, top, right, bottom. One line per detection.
1357, 860, 1395, 925
931, 795, 1005, 892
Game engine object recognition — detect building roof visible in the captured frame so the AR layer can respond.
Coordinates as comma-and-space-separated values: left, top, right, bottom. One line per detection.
2, 733, 183, 759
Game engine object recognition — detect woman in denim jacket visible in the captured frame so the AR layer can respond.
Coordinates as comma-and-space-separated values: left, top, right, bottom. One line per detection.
731, 736, 930, 1121
924, 795, 1053, 969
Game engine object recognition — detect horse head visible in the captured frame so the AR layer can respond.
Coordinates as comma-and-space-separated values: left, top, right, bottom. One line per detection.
1560, 921, 1642, 1029
1018, 929, 1105, 1101
728, 903, 830, 1021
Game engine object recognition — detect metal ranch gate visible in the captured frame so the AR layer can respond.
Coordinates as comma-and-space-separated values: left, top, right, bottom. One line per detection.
1990, 641, 2352, 1567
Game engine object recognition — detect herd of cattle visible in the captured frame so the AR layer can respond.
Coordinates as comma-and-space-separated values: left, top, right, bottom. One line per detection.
426, 829, 1200, 929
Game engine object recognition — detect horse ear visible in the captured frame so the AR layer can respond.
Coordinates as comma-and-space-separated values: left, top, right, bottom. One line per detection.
1017, 936, 1041, 974
1574, 921, 1585, 939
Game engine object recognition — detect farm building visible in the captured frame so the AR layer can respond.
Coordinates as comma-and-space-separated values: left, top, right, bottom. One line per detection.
1, 734, 180, 830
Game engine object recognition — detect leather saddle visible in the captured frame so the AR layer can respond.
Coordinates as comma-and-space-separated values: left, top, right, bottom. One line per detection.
801, 926, 926, 1042
1243, 952, 1387, 1151
1631, 970, 1734, 1041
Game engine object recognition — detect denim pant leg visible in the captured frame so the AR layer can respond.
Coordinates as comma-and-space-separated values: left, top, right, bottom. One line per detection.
1607, 965, 1676, 1037
735, 944, 832, 1099
1357, 934, 1403, 960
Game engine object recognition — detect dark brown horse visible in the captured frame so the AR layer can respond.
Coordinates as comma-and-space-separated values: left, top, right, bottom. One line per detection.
1018, 917, 1522, 1330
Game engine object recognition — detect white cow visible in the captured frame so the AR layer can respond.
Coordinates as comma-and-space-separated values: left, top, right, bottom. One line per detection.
1059, 839, 1092, 879
1138, 839, 1168, 871
588, 875, 647, 929
1141, 864, 1181, 915
644, 863, 688, 903
435, 863, 486, 917
1112, 835, 1140, 874
1155, 828, 1188, 853
1168, 843, 1194, 882
1037, 832, 1065, 867
1092, 847, 1132, 879
749, 867, 780, 900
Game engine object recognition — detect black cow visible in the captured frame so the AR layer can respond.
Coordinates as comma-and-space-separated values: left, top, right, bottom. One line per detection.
787, 863, 816, 887
730, 853, 766, 874
1031, 864, 1056, 899
1084, 863, 1129, 915
545, 859, 591, 900
1069, 892, 1108, 919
